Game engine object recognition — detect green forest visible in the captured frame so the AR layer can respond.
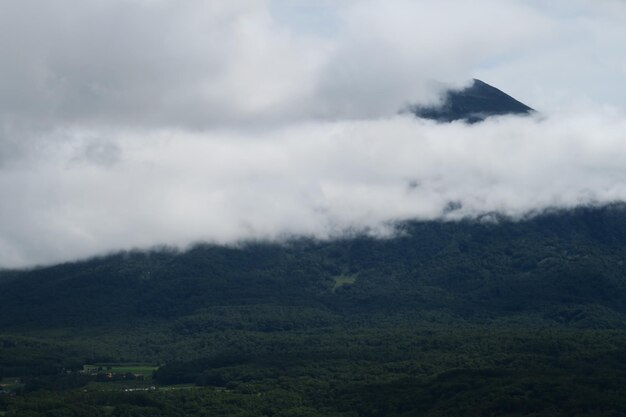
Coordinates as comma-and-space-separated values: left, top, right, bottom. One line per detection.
2, 205, 626, 416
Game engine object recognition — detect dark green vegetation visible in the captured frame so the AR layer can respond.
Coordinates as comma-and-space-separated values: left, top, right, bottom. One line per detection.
2, 205, 626, 415
409, 79, 534, 123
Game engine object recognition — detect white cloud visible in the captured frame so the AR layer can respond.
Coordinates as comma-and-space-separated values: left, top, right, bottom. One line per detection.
0, 0, 567, 131
3, 111, 626, 267
0, 0, 330, 129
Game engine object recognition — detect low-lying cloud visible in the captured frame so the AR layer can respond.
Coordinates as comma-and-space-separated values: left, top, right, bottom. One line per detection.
2, 110, 626, 267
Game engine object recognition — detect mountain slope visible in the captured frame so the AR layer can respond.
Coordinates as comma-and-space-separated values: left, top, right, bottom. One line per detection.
2, 204, 626, 330
4, 206, 626, 416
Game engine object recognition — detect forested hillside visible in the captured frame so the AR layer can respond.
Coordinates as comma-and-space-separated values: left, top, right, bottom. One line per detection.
2, 205, 626, 416
3, 204, 626, 329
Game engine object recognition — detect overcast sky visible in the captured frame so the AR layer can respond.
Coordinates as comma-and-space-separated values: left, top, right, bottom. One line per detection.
1, 0, 626, 268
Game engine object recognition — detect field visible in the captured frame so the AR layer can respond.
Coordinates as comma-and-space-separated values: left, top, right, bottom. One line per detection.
332, 274, 357, 292
0, 378, 22, 391
82, 363, 157, 378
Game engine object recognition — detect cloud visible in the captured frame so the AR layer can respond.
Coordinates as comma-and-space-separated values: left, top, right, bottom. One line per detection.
475, 0, 626, 112
0, 0, 561, 132
1, 0, 626, 267
2, 110, 626, 267
0, 0, 330, 130
313, 0, 552, 118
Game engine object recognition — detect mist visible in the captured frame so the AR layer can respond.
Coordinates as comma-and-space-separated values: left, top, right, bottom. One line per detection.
2, 110, 626, 267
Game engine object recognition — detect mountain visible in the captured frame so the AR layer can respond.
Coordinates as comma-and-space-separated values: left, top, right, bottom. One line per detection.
3, 205, 626, 330
3, 206, 626, 416
409, 79, 534, 123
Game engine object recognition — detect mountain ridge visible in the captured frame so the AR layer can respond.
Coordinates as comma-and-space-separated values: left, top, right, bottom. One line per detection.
409, 79, 534, 123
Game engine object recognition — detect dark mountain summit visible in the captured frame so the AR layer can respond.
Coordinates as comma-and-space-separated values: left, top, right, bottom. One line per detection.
409, 79, 534, 123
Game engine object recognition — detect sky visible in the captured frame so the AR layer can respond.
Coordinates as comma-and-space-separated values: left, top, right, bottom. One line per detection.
1, 0, 626, 268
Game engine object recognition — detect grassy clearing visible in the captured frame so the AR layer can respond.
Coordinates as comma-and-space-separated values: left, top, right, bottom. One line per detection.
0, 377, 22, 391
332, 274, 357, 293
83, 363, 158, 379
80, 363, 188, 392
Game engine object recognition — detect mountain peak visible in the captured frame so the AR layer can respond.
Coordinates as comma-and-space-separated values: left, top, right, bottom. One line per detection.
409, 79, 534, 123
